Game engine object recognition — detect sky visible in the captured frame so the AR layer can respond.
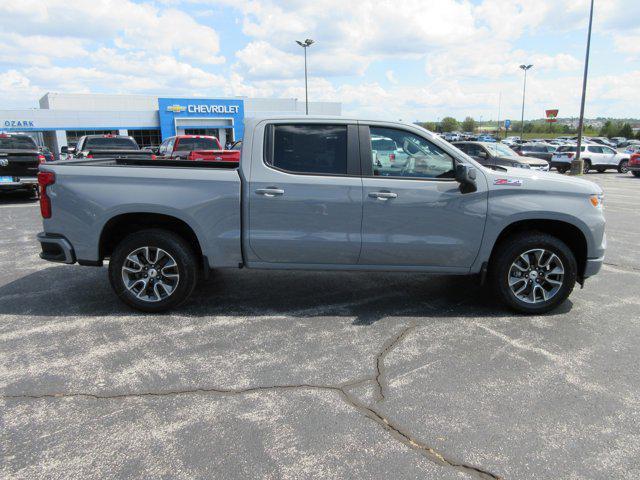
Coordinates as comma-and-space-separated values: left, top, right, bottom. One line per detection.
0, 0, 639, 122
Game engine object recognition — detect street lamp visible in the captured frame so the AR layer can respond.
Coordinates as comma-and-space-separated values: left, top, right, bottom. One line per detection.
296, 39, 314, 115
519, 64, 533, 141
570, 0, 594, 176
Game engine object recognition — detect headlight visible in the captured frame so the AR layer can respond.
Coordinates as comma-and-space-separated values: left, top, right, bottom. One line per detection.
589, 194, 604, 208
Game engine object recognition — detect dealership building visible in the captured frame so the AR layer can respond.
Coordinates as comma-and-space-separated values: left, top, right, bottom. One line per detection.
0, 93, 341, 156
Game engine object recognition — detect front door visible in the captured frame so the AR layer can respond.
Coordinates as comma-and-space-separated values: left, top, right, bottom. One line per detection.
359, 125, 487, 268
248, 122, 362, 265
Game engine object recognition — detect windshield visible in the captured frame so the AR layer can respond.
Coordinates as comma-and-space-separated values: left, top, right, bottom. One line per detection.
488, 143, 518, 157
0, 135, 37, 149
84, 137, 139, 150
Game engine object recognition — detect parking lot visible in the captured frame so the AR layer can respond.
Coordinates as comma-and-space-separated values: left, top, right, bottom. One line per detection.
1, 172, 639, 479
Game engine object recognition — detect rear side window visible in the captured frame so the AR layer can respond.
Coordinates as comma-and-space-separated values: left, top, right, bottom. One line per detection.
175, 137, 219, 151
84, 137, 139, 150
0, 135, 37, 149
267, 124, 347, 175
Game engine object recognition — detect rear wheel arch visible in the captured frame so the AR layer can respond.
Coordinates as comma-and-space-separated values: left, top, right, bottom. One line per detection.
489, 219, 588, 280
99, 213, 205, 265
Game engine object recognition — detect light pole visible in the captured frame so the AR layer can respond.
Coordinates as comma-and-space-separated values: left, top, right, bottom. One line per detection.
295, 39, 314, 115
570, 0, 594, 176
519, 64, 533, 140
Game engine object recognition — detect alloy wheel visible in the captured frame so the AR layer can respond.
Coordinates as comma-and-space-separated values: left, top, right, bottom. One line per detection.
121, 246, 180, 302
507, 248, 565, 304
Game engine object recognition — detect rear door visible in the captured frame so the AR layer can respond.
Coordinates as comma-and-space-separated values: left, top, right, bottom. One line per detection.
359, 124, 487, 268
247, 122, 363, 265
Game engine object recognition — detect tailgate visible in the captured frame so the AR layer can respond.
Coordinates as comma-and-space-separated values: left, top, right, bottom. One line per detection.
0, 150, 40, 177
189, 150, 241, 162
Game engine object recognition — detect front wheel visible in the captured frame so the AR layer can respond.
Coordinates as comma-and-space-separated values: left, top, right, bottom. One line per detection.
490, 232, 577, 314
108, 229, 198, 312
618, 160, 629, 173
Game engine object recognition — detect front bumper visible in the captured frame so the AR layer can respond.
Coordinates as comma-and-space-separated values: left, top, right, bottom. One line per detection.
584, 256, 603, 278
0, 176, 38, 191
37, 232, 76, 264
530, 164, 550, 172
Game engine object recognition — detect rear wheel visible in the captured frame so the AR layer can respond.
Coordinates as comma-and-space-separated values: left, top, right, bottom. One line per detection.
108, 229, 198, 312
618, 160, 629, 173
583, 159, 591, 174
490, 232, 577, 314
557, 166, 568, 174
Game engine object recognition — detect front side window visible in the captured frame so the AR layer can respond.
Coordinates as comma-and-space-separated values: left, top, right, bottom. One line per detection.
267, 124, 347, 175
588, 146, 603, 154
369, 127, 454, 179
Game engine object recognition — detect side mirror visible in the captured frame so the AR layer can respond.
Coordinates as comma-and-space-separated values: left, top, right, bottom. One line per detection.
455, 163, 477, 193
60, 146, 68, 154
478, 151, 488, 159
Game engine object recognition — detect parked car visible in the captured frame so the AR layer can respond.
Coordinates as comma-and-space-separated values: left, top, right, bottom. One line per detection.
158, 135, 240, 163
371, 136, 408, 168
590, 137, 616, 148
36, 116, 606, 315
551, 144, 630, 174
476, 134, 496, 143
513, 143, 557, 162
0, 133, 43, 195
68, 134, 155, 160
454, 141, 549, 170
442, 132, 461, 142
38, 146, 54, 162
628, 153, 640, 177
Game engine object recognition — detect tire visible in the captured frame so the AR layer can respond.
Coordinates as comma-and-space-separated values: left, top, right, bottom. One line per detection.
108, 229, 198, 312
582, 159, 591, 174
557, 166, 568, 174
618, 160, 629, 174
490, 232, 577, 314
633, 171, 640, 178
596, 168, 605, 173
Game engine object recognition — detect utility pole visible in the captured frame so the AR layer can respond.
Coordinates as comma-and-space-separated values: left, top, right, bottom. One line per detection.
295, 39, 314, 115
519, 64, 533, 140
570, 0, 594, 176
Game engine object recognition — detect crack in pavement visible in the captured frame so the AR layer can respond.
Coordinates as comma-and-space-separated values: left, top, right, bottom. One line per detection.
2, 325, 502, 480
373, 322, 417, 402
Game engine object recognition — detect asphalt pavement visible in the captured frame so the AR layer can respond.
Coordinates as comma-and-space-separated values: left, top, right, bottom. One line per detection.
1, 172, 639, 479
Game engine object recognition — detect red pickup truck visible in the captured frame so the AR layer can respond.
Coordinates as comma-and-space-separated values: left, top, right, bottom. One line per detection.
157, 135, 240, 163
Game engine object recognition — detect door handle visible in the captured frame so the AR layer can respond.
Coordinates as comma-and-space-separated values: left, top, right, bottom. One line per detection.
369, 191, 398, 200
255, 188, 285, 197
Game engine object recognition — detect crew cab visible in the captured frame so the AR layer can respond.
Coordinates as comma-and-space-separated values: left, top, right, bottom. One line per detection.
0, 133, 44, 195
67, 134, 154, 160
158, 135, 240, 163
628, 153, 640, 177
37, 116, 605, 314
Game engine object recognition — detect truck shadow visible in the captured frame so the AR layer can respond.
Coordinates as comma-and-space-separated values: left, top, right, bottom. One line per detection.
0, 265, 573, 324
0, 190, 38, 205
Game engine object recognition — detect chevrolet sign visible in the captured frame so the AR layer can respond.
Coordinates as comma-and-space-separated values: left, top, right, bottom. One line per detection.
166, 105, 187, 113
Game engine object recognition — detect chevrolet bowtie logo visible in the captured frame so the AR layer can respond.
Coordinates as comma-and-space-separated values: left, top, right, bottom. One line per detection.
166, 104, 186, 113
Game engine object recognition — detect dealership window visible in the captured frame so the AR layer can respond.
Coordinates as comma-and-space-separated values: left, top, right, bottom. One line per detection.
266, 124, 347, 175
66, 130, 116, 146
129, 129, 161, 148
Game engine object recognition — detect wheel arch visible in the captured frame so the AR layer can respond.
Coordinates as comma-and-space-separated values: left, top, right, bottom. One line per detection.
488, 219, 588, 281
99, 212, 205, 266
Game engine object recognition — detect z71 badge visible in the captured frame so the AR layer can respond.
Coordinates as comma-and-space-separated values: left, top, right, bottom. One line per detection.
494, 178, 523, 186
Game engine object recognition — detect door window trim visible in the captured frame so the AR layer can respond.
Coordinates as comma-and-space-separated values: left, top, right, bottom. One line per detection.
262, 123, 360, 177
359, 125, 457, 181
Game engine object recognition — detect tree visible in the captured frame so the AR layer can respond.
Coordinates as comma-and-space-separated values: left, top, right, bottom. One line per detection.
461, 116, 476, 133
440, 117, 459, 132
618, 123, 633, 139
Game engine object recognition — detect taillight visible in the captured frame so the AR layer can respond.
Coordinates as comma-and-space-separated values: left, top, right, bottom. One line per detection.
38, 171, 55, 219
38, 154, 46, 164
151, 154, 157, 160
389, 153, 395, 163
86, 154, 93, 158
188, 152, 196, 160
567, 152, 574, 158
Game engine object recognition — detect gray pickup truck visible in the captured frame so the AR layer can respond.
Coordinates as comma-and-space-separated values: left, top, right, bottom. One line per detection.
37, 116, 606, 314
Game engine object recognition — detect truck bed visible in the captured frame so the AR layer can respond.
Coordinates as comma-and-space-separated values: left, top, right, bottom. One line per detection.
40, 158, 243, 268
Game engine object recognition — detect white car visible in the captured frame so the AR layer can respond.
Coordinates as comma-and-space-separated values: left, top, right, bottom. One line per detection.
551, 144, 630, 174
